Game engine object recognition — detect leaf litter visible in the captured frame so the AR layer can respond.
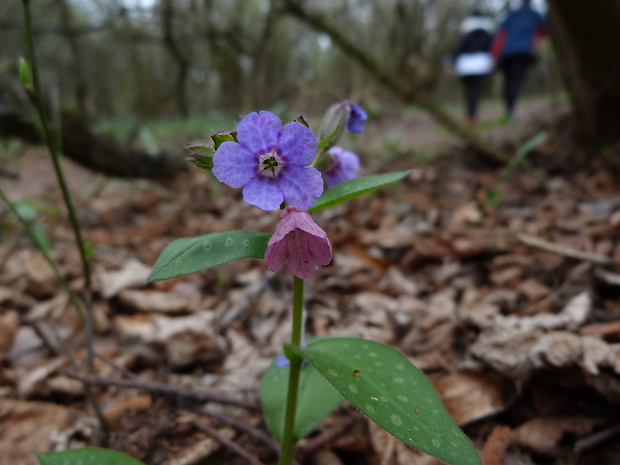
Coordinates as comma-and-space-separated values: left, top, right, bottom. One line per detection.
1, 132, 620, 465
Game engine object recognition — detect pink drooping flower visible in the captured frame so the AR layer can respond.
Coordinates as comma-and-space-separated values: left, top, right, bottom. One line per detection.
265, 206, 332, 279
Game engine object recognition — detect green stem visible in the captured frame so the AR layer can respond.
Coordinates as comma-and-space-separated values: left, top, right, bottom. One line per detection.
20, 0, 106, 434
0, 188, 85, 323
279, 276, 305, 465
21, 0, 93, 367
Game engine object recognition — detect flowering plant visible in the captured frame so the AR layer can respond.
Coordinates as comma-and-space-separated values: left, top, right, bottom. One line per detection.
147, 102, 481, 465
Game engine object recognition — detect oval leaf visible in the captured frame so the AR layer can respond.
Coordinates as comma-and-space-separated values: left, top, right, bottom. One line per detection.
260, 357, 343, 444
302, 338, 482, 465
148, 230, 271, 282
309, 170, 411, 212
35, 447, 146, 465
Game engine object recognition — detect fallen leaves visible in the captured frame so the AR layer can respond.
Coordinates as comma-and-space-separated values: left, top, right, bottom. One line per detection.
2, 146, 620, 465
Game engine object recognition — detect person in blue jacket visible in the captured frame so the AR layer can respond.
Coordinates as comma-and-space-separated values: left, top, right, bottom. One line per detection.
450, 9, 495, 125
492, 0, 546, 120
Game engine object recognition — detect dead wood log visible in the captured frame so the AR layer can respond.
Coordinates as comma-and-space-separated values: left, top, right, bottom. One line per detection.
0, 111, 186, 179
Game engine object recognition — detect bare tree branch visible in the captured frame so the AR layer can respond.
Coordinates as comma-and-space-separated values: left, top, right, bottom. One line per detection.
282, 0, 508, 165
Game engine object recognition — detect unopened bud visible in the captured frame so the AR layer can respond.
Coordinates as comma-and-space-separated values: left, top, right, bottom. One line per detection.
18, 58, 35, 97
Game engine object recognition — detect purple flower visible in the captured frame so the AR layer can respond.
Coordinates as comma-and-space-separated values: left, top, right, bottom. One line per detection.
265, 206, 332, 279
212, 111, 324, 211
346, 102, 367, 133
323, 146, 360, 188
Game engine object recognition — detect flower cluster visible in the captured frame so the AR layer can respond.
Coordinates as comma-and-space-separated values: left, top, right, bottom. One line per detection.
209, 102, 366, 278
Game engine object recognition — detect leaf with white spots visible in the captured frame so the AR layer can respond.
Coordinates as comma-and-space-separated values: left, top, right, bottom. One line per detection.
148, 230, 271, 282
301, 338, 482, 465
260, 358, 343, 444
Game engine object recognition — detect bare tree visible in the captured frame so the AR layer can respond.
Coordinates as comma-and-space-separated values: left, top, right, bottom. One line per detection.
548, 0, 620, 143
281, 0, 508, 164
161, 0, 191, 115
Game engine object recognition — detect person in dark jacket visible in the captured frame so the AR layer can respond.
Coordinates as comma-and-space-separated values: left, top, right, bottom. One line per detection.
492, 0, 546, 120
451, 10, 495, 125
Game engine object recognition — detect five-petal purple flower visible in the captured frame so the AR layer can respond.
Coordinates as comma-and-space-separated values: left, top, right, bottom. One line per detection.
264, 206, 332, 279
212, 111, 324, 211
323, 146, 361, 188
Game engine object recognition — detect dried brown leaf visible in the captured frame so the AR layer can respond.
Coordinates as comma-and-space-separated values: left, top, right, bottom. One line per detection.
433, 371, 505, 425
511, 416, 601, 454
481, 425, 512, 465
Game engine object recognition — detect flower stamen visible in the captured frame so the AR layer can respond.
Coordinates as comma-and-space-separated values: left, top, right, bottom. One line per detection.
258, 151, 283, 179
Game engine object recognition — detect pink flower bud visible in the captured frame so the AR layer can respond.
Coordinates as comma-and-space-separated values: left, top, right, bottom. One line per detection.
265, 206, 332, 279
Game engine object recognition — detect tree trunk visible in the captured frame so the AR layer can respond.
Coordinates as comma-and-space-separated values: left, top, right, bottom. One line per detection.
55, 0, 90, 119
547, 0, 620, 142
161, 0, 190, 116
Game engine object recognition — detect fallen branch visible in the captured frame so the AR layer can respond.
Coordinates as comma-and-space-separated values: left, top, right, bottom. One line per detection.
517, 233, 613, 265
66, 371, 258, 410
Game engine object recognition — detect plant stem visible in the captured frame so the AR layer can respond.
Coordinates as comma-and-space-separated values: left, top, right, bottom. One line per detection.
21, 0, 94, 368
0, 188, 85, 323
279, 276, 305, 465
21, 0, 106, 434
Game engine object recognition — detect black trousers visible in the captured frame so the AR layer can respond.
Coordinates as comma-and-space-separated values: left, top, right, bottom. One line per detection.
499, 53, 535, 115
460, 74, 487, 119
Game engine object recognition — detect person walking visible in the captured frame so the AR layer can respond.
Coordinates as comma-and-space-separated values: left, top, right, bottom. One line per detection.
451, 9, 495, 125
492, 0, 546, 121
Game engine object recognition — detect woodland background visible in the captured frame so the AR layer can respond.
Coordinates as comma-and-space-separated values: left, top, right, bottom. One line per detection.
1, 1, 620, 465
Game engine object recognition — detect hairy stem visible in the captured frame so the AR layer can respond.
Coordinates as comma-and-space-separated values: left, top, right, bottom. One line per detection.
279, 276, 305, 465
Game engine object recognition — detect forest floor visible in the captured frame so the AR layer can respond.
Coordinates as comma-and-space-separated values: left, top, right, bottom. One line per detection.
1, 99, 620, 465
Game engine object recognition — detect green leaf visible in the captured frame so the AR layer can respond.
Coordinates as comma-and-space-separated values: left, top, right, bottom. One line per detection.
260, 357, 343, 444
317, 125, 341, 152
302, 338, 482, 465
309, 170, 411, 212
294, 115, 311, 128
34, 447, 146, 465
31, 224, 51, 253
498, 131, 547, 183
148, 230, 271, 282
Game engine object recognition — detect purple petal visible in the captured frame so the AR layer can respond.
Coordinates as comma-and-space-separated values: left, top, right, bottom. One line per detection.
236, 111, 281, 152
346, 103, 367, 133
278, 166, 324, 210
279, 122, 318, 166
212, 141, 256, 188
324, 147, 360, 188
275, 354, 290, 367
242, 177, 284, 211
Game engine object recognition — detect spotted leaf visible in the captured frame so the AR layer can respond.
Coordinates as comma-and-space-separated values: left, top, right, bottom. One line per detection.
301, 338, 482, 465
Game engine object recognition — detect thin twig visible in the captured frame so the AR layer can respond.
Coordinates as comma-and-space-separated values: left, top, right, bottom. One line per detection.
200, 408, 280, 455
194, 420, 267, 465
95, 353, 140, 379
517, 233, 613, 265
295, 415, 355, 457
574, 424, 620, 453
65, 371, 259, 410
